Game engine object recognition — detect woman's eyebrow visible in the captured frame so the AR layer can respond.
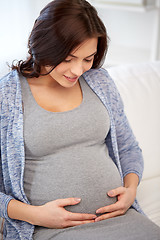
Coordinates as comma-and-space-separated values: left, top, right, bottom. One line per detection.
69, 51, 97, 58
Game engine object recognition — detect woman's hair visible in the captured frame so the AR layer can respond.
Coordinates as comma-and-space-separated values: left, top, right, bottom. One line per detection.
12, 0, 109, 78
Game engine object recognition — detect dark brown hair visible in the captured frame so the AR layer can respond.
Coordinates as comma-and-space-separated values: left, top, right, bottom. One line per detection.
12, 0, 109, 78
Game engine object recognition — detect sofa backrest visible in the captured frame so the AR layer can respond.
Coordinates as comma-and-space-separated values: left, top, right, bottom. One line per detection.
107, 62, 160, 181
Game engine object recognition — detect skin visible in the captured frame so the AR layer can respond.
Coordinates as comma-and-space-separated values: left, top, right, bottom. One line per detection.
8, 37, 139, 228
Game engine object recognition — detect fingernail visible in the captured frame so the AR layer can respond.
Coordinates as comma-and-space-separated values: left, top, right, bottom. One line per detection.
74, 198, 81, 202
96, 209, 101, 214
108, 190, 114, 196
95, 218, 100, 222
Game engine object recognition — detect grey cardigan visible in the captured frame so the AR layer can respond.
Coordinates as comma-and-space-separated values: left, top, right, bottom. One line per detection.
0, 68, 144, 239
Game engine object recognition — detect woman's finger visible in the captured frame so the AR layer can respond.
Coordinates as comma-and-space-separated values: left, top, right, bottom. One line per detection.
95, 210, 125, 222
67, 212, 97, 221
65, 219, 95, 228
107, 186, 125, 197
56, 198, 82, 207
96, 201, 121, 214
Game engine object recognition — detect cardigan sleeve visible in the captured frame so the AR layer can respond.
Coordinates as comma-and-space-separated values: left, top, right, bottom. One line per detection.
0, 71, 21, 220
0, 105, 14, 220
0, 192, 14, 219
103, 69, 144, 182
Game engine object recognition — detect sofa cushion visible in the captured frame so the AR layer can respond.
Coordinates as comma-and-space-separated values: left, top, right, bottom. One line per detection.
107, 62, 160, 181
137, 176, 160, 227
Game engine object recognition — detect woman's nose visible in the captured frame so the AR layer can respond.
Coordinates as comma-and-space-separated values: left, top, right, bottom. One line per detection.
71, 63, 84, 76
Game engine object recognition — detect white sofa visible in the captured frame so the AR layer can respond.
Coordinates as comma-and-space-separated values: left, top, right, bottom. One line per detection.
107, 61, 160, 227
0, 61, 160, 238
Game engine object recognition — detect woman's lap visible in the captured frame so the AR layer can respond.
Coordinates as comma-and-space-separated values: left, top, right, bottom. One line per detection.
33, 209, 160, 240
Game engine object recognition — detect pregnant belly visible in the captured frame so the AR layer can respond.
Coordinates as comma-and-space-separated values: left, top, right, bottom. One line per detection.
24, 145, 122, 215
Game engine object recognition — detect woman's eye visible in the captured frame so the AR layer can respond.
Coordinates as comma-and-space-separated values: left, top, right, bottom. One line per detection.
64, 59, 72, 63
85, 58, 93, 62
63, 58, 93, 63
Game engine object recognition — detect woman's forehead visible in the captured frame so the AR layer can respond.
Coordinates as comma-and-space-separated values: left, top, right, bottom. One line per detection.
70, 38, 98, 57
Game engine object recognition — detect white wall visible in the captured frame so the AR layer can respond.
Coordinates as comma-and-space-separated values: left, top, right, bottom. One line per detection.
0, 0, 51, 77
95, 5, 160, 65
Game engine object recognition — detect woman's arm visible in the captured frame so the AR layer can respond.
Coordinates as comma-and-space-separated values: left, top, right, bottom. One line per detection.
8, 199, 38, 225
7, 198, 96, 228
124, 172, 139, 190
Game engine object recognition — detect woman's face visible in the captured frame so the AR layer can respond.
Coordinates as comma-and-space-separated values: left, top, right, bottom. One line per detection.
44, 38, 98, 88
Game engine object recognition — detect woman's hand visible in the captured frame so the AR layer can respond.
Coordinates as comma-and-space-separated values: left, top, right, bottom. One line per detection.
95, 173, 139, 222
34, 198, 97, 228
95, 186, 137, 222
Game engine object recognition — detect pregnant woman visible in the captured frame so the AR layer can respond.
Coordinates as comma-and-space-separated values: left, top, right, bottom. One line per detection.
0, 0, 160, 239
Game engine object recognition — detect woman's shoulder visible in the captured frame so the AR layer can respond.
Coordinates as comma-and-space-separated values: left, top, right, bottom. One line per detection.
82, 67, 117, 92
0, 70, 21, 107
82, 67, 123, 109
0, 69, 20, 88
83, 67, 110, 80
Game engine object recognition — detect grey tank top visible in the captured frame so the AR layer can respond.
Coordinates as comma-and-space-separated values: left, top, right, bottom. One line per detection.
21, 75, 122, 215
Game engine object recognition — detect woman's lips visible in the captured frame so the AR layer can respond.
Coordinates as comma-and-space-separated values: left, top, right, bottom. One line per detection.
64, 75, 78, 82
